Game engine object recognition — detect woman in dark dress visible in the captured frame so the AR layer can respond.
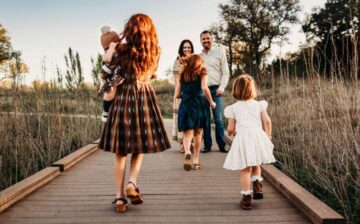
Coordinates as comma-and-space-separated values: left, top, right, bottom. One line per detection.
99, 13, 171, 213
176, 54, 216, 171
172, 39, 194, 152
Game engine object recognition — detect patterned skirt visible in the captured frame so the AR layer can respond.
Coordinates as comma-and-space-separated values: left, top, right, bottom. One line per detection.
99, 82, 171, 155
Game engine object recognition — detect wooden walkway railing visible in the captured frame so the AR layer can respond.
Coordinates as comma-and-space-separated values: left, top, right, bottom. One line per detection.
0, 119, 345, 223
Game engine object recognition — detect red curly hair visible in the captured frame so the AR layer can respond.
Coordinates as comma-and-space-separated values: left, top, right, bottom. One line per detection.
116, 13, 161, 81
180, 54, 206, 83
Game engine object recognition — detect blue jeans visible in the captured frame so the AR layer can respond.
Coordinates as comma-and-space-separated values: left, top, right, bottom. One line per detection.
203, 85, 226, 149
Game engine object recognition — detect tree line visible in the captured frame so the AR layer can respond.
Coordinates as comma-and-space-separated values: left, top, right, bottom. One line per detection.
0, 23, 103, 90
1, 0, 359, 89
211, 0, 360, 79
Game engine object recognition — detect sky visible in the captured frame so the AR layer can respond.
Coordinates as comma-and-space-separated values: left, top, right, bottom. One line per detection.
0, 0, 326, 84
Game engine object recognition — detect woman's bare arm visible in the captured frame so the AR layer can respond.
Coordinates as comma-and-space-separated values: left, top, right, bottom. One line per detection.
201, 75, 216, 108
175, 80, 182, 98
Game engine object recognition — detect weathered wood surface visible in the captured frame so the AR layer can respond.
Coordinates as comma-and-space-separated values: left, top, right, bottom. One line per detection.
51, 143, 98, 171
262, 165, 345, 224
224, 135, 345, 224
0, 119, 310, 223
0, 167, 60, 213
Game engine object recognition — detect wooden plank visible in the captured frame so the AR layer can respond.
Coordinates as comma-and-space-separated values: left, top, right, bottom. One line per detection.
93, 139, 100, 144
1, 203, 306, 216
0, 120, 312, 223
262, 165, 345, 224
0, 217, 311, 224
51, 144, 98, 171
225, 134, 345, 224
3, 205, 301, 214
0, 167, 60, 213
9, 200, 293, 210
25, 191, 285, 201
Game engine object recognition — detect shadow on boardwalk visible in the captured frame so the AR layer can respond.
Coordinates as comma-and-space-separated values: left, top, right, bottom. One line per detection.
0, 120, 310, 224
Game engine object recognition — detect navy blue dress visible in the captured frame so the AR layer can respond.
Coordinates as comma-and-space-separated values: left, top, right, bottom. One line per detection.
178, 77, 210, 132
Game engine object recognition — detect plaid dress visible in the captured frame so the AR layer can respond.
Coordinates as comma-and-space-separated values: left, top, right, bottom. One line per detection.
99, 69, 171, 155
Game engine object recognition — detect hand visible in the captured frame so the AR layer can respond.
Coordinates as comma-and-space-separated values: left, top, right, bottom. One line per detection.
151, 73, 157, 79
109, 42, 118, 51
216, 89, 223, 96
210, 101, 216, 109
178, 56, 185, 65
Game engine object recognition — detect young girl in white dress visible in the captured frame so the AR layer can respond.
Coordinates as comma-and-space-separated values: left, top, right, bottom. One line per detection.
223, 74, 276, 210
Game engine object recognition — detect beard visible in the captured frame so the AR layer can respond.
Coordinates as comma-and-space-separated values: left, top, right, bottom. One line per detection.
202, 42, 211, 50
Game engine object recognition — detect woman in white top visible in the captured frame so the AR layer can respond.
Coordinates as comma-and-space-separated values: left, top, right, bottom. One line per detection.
223, 74, 275, 210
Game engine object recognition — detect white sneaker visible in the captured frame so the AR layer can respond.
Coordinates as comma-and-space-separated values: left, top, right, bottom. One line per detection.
101, 111, 108, 122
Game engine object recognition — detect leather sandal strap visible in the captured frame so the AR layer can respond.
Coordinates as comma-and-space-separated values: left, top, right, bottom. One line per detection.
112, 197, 128, 204
128, 181, 140, 192
192, 163, 201, 169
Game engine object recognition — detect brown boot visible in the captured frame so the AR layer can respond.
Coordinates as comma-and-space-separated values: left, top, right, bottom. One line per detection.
253, 180, 263, 199
240, 194, 252, 210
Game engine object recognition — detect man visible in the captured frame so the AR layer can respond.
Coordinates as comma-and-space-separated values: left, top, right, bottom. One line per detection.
199, 30, 230, 153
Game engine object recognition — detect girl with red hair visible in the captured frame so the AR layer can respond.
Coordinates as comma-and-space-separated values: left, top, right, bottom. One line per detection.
176, 54, 216, 171
99, 13, 171, 213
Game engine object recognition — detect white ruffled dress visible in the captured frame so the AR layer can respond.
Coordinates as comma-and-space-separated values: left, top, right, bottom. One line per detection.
223, 100, 276, 170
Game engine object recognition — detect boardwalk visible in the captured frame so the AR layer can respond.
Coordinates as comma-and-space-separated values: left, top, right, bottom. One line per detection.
0, 120, 310, 224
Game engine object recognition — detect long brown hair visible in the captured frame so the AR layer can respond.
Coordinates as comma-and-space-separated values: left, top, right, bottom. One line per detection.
180, 54, 206, 83
117, 13, 160, 80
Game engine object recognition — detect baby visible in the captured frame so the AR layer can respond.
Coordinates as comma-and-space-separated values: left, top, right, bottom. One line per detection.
98, 26, 124, 122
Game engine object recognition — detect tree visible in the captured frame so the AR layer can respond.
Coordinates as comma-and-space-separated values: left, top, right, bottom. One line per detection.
0, 23, 11, 65
64, 47, 84, 89
90, 53, 102, 88
210, 22, 237, 77
9, 51, 28, 87
165, 67, 172, 77
210, 22, 251, 77
0, 23, 28, 84
218, 0, 301, 76
302, 0, 360, 77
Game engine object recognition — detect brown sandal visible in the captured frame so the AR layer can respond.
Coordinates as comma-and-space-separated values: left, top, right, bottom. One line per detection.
126, 181, 144, 205
112, 198, 128, 213
183, 153, 192, 171
192, 163, 201, 170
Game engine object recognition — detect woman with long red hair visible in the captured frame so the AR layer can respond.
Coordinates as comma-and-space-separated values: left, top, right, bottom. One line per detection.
176, 54, 216, 171
99, 13, 171, 213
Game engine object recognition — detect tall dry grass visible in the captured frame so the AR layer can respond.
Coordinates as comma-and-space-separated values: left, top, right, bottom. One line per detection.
0, 81, 174, 191
265, 45, 360, 222
0, 88, 102, 190
267, 76, 359, 223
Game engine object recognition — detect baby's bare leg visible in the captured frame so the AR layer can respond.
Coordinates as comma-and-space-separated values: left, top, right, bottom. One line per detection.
103, 87, 117, 101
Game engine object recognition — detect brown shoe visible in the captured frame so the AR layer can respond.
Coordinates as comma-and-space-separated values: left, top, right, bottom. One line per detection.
112, 198, 128, 213
240, 194, 252, 210
126, 181, 144, 205
192, 163, 201, 170
253, 180, 263, 199
183, 153, 192, 171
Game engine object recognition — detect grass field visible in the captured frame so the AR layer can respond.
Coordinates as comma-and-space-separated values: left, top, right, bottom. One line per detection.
0, 76, 358, 222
